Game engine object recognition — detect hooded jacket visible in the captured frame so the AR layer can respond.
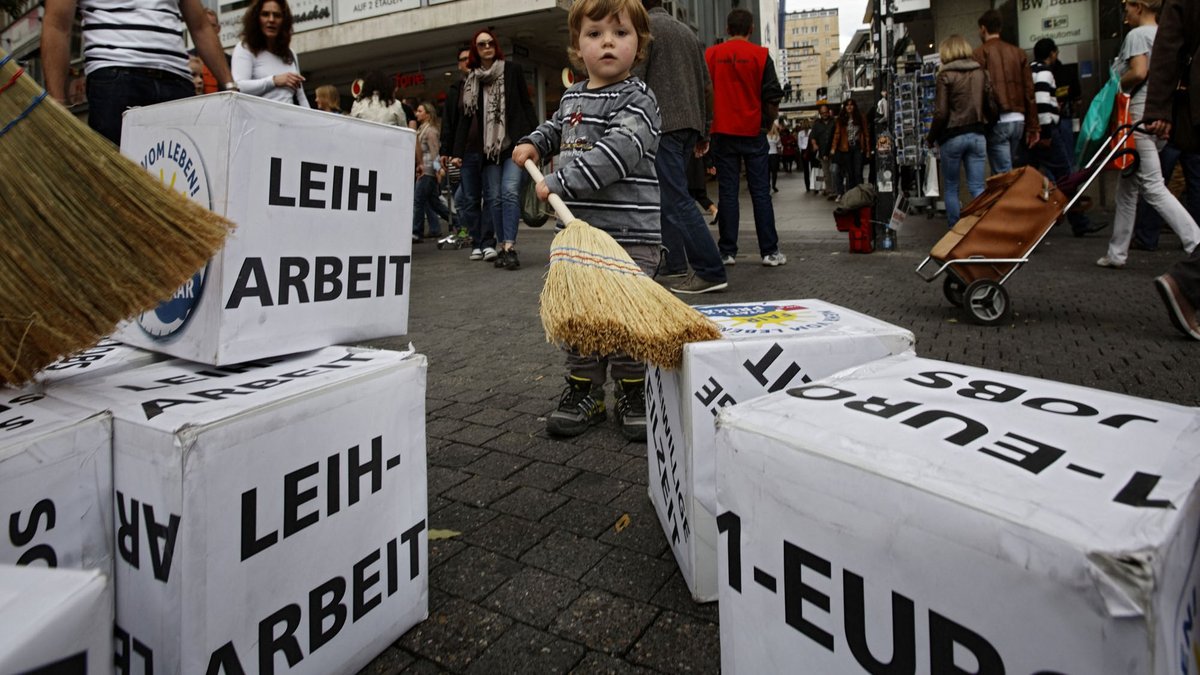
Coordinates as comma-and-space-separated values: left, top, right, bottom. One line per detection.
927, 58, 992, 144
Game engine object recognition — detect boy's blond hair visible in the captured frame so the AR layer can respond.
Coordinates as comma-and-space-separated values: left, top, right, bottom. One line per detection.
567, 0, 652, 73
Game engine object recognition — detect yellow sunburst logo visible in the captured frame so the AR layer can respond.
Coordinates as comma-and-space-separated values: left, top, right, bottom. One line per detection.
727, 310, 801, 329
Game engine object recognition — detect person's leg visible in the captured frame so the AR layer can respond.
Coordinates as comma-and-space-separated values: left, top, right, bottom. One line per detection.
459, 154, 484, 250
742, 134, 781, 258
86, 68, 138, 145
850, 148, 865, 190
497, 159, 524, 247
820, 155, 833, 195
712, 135, 742, 258
1056, 116, 1077, 172
964, 133, 987, 200
802, 155, 811, 191
480, 161, 500, 253
987, 122, 1014, 174
1105, 173, 1140, 266
608, 244, 659, 440
412, 175, 434, 237
1010, 121, 1027, 168
940, 135, 966, 227
424, 179, 444, 237
658, 130, 725, 282
1138, 134, 1200, 253
768, 155, 780, 191
1179, 149, 1200, 222
1134, 144, 1177, 250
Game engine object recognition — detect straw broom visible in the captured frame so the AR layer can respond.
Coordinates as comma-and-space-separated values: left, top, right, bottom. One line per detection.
525, 160, 720, 369
0, 49, 233, 385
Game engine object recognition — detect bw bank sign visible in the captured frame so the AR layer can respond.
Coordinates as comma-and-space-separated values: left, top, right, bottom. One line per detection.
1017, 0, 1094, 49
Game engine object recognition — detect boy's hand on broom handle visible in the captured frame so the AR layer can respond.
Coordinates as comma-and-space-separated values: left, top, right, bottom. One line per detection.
512, 143, 550, 201
515, 151, 577, 226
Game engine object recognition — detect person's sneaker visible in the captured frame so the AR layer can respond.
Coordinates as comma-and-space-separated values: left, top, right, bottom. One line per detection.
1155, 274, 1200, 340
762, 252, 788, 267
546, 376, 606, 437
412, 234, 423, 243
482, 247, 498, 262
469, 248, 484, 261
671, 273, 728, 295
721, 254, 736, 266
505, 249, 520, 270
1096, 256, 1125, 269
661, 269, 689, 279
614, 378, 647, 442
494, 249, 510, 268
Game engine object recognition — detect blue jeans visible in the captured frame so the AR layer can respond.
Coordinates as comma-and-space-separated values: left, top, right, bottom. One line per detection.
86, 67, 194, 145
412, 175, 448, 237
712, 133, 779, 258
1134, 144, 1200, 249
459, 153, 496, 249
940, 132, 987, 227
656, 129, 726, 282
836, 148, 865, 195
483, 158, 524, 246
986, 120, 1026, 174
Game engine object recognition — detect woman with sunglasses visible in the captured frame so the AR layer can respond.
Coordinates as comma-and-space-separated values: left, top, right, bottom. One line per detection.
830, 98, 871, 198
452, 29, 538, 270
1096, 0, 1199, 269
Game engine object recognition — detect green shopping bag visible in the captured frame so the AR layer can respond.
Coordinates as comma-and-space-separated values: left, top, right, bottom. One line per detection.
1075, 65, 1120, 165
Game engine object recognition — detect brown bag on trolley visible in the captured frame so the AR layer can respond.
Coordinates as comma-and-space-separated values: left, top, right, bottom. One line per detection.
930, 167, 1068, 285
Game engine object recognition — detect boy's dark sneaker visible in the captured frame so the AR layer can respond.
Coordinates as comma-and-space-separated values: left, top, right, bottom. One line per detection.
547, 376, 606, 437
505, 249, 520, 270
614, 378, 647, 442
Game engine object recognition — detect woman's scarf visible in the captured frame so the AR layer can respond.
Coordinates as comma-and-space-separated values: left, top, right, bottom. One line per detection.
462, 59, 507, 161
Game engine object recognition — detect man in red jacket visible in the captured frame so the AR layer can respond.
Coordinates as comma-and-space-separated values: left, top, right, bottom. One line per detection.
706, 9, 787, 267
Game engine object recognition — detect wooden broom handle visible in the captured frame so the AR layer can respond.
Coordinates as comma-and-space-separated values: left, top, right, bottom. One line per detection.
523, 160, 576, 224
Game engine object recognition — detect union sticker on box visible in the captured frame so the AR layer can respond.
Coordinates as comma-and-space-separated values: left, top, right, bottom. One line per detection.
0, 388, 112, 579
715, 354, 1200, 674
116, 93, 415, 365
47, 346, 428, 675
0, 565, 113, 674
647, 299, 913, 602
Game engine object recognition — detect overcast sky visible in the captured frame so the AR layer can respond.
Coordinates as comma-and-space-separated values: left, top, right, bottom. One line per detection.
785, 0, 869, 52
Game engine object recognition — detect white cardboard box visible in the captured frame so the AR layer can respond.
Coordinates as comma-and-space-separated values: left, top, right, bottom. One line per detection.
33, 338, 165, 388
0, 389, 112, 579
48, 346, 428, 675
0, 565, 113, 674
117, 93, 415, 365
716, 354, 1200, 674
647, 299, 914, 601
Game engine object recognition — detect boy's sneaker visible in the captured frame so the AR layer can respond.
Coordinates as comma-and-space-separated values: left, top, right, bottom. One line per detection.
762, 252, 788, 267
469, 248, 484, 261
494, 249, 509, 268
547, 376, 606, 437
721, 254, 736, 266
505, 249, 520, 270
671, 273, 727, 295
482, 247, 498, 262
614, 378, 647, 442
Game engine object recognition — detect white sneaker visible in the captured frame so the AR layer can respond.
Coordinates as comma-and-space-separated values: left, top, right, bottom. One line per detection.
762, 252, 788, 267
482, 247, 498, 262
721, 254, 736, 266
1095, 256, 1125, 269
469, 248, 484, 261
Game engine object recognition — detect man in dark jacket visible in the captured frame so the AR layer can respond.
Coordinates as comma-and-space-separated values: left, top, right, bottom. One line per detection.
1150, 0, 1200, 340
810, 104, 837, 197
974, 9, 1038, 173
634, 0, 728, 294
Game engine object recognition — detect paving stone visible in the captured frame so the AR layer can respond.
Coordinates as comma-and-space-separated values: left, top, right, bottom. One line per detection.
567, 447, 630, 476
521, 529, 613, 581
355, 645, 415, 674
479, 392, 524, 410
434, 401, 485, 421
462, 513, 554, 558
569, 652, 657, 675
430, 502, 498, 535
492, 486, 570, 521
549, 590, 659, 655
431, 545, 523, 602
543, 499, 626, 539
500, 412, 548, 433
581, 547, 676, 602
465, 624, 586, 675
610, 457, 649, 485
464, 451, 532, 480
599, 507, 670, 558
509, 461, 582, 492
398, 597, 512, 671
628, 611, 720, 675
426, 417, 467, 440
428, 537, 467, 570
560, 471, 632, 505
442, 475, 519, 507
426, 398, 455, 414
429, 442, 489, 469
513, 396, 558, 416
484, 567, 586, 628
427, 495, 452, 514
649, 571, 720, 624
505, 437, 585, 464
428, 466, 470, 496
448, 388, 499, 404
465, 406, 522, 427
447, 422, 507, 446
607, 484, 654, 515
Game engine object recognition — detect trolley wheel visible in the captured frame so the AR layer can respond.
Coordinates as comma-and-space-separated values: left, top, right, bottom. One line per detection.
963, 279, 1012, 326
942, 275, 966, 308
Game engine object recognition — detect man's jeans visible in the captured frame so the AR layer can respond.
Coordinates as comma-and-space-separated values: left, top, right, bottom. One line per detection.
656, 129, 726, 282
413, 174, 449, 237
459, 153, 496, 249
986, 120, 1026, 174
1134, 143, 1200, 249
712, 133, 780, 258
87, 67, 193, 145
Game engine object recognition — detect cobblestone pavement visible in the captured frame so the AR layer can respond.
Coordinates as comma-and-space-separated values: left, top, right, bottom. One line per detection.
359, 170, 1199, 674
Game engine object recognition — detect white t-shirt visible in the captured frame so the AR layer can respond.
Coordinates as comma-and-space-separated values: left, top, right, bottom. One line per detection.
232, 43, 310, 107
768, 135, 781, 155
79, 0, 191, 80
1117, 24, 1156, 116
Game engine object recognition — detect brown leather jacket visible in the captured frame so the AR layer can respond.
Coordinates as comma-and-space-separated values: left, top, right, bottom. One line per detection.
974, 37, 1038, 131
927, 58, 991, 144
831, 114, 871, 154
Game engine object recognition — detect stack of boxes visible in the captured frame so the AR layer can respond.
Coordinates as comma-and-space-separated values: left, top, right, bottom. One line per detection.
0, 93, 427, 674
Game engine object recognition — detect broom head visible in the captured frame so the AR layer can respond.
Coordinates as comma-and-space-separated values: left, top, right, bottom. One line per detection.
0, 50, 234, 385
539, 218, 721, 369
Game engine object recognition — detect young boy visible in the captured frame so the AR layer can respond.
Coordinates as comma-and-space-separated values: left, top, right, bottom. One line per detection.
512, 0, 660, 441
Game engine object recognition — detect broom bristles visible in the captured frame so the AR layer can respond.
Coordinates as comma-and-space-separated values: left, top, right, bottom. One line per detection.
0, 50, 234, 385
539, 219, 721, 369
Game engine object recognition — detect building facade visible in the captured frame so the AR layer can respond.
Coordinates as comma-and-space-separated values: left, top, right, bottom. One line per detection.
779, 7, 839, 106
